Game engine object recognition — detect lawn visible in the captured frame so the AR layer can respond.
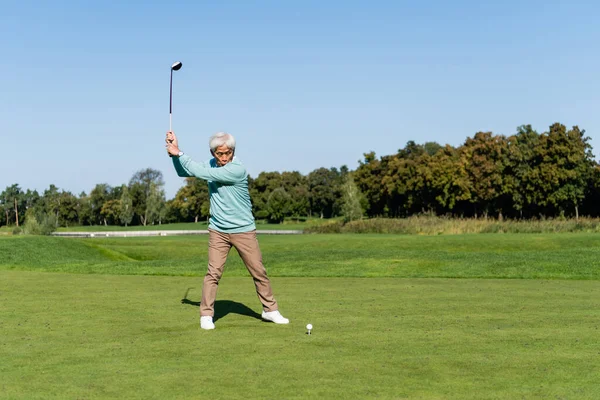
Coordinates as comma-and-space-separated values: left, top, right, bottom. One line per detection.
2, 233, 600, 279
1, 233, 599, 399
53, 220, 309, 232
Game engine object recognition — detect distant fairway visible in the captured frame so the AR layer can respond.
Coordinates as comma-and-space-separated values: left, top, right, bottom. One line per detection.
2, 233, 600, 279
1, 233, 599, 399
53, 221, 309, 232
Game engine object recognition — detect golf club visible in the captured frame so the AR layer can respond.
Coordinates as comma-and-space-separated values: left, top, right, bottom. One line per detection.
169, 61, 183, 134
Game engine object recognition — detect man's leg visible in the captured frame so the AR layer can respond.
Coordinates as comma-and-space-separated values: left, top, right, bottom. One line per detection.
230, 230, 278, 312
200, 229, 231, 317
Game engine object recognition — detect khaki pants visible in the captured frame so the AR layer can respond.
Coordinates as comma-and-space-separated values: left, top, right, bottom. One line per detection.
201, 229, 278, 316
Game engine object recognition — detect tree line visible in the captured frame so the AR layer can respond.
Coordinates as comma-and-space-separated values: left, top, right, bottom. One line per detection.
354, 123, 598, 219
2, 123, 599, 231
1, 163, 359, 231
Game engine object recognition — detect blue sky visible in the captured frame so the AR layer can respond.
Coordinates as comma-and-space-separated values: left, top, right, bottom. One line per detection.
2, 0, 599, 199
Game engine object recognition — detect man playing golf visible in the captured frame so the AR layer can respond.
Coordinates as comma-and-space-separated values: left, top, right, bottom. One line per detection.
165, 131, 290, 330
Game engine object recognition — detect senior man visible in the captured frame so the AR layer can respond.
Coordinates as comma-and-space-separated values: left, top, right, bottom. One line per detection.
165, 131, 289, 330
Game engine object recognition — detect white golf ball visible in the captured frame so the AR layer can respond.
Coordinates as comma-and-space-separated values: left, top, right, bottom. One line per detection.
306, 324, 313, 330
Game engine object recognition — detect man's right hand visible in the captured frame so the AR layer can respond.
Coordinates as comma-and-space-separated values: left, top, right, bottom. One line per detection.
166, 131, 179, 147
166, 131, 181, 157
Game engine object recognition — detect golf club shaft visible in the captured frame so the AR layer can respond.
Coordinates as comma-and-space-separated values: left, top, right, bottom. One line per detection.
169, 69, 173, 132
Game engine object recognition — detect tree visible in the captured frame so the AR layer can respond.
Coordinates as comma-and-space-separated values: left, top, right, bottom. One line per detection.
145, 182, 166, 225
537, 123, 594, 219
119, 185, 134, 226
42, 184, 61, 224
89, 184, 111, 225
266, 188, 291, 223
57, 191, 79, 227
187, 178, 210, 222
340, 173, 365, 222
383, 141, 427, 216
281, 171, 310, 218
424, 145, 470, 213
129, 168, 165, 226
1, 184, 24, 226
101, 199, 121, 226
505, 125, 540, 218
33, 186, 78, 228
308, 167, 343, 218
78, 192, 94, 226
23, 189, 41, 214
354, 152, 390, 217
288, 184, 310, 219
171, 178, 210, 223
249, 172, 283, 219
582, 164, 600, 217
460, 132, 510, 218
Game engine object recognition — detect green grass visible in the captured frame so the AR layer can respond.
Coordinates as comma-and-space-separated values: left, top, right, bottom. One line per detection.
2, 233, 600, 399
54, 221, 211, 232
53, 221, 307, 232
1, 271, 598, 399
2, 233, 600, 279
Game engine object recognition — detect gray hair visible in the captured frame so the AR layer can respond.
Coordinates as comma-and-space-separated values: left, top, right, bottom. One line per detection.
209, 132, 236, 152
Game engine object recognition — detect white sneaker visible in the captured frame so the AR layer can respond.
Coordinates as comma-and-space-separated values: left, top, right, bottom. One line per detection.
261, 310, 290, 324
200, 316, 215, 330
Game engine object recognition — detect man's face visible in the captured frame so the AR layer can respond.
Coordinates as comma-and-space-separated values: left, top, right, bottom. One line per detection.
212, 144, 234, 167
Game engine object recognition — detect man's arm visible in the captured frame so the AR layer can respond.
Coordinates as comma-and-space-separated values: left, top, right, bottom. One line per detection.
174, 155, 246, 184
166, 131, 193, 177
172, 156, 194, 177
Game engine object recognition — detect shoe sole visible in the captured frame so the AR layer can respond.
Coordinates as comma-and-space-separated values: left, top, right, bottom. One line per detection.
262, 318, 290, 324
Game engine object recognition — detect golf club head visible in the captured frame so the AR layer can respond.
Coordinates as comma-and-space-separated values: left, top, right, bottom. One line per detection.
169, 61, 183, 129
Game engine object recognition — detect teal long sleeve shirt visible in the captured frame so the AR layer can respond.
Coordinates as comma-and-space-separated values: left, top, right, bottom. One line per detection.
172, 154, 256, 233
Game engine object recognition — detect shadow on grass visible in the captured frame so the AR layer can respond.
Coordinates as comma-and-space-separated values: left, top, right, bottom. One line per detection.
181, 289, 261, 322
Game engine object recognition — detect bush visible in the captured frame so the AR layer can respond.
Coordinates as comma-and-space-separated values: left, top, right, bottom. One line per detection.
304, 219, 344, 233
40, 214, 58, 235
12, 226, 22, 235
23, 210, 42, 235
21, 210, 57, 235
304, 215, 600, 235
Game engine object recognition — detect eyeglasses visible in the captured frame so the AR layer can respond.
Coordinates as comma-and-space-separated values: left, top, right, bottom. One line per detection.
214, 150, 233, 157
